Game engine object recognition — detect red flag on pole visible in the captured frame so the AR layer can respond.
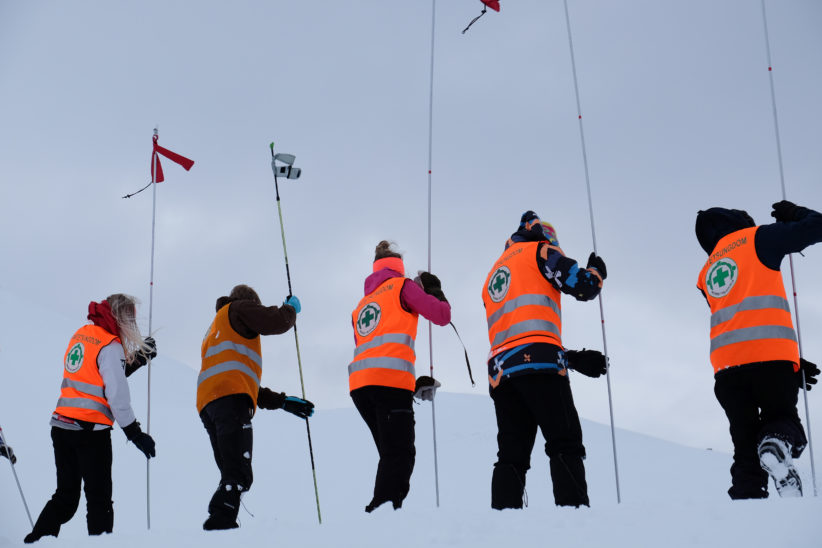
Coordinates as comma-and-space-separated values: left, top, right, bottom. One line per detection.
151, 134, 194, 183
463, 1, 500, 34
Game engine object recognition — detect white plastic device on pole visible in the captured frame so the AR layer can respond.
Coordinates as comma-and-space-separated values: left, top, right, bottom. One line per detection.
759, 0, 816, 496
561, 0, 621, 503
269, 143, 323, 523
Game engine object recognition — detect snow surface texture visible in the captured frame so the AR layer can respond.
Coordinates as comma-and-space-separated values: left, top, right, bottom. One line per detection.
0, 289, 820, 547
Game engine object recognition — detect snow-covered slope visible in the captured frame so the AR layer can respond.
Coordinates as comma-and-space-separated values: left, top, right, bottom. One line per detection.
1, 289, 820, 547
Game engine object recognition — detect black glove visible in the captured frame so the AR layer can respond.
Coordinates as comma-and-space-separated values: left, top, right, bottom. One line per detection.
123, 421, 156, 459
257, 386, 286, 410
586, 253, 607, 280
565, 348, 608, 378
0, 444, 16, 464
798, 358, 820, 391
414, 375, 441, 401
125, 337, 157, 377
417, 271, 448, 302
282, 396, 315, 419
771, 200, 807, 223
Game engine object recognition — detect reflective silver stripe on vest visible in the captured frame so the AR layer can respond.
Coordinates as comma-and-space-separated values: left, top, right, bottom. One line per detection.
56, 397, 114, 421
487, 293, 560, 330
492, 319, 560, 348
353, 334, 415, 359
61, 378, 106, 399
203, 340, 262, 367
710, 325, 798, 353
197, 361, 261, 388
710, 295, 791, 328
347, 357, 416, 376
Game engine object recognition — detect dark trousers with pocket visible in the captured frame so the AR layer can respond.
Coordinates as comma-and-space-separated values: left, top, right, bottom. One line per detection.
351, 385, 416, 508
491, 373, 589, 509
200, 394, 254, 523
30, 427, 114, 538
714, 361, 806, 499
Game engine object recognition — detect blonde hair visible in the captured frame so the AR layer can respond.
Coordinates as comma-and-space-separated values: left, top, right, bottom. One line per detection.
106, 293, 147, 361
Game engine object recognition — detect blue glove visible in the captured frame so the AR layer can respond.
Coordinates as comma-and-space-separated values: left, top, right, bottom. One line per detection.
283, 396, 314, 418
284, 295, 301, 314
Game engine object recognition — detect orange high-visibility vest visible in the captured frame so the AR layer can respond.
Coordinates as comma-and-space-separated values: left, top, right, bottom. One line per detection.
349, 278, 419, 392
198, 304, 263, 413
483, 241, 563, 357
697, 226, 799, 374
54, 325, 118, 426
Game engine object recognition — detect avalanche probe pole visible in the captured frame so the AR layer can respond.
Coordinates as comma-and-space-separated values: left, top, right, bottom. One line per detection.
760, 0, 816, 496
425, 0, 441, 508
146, 127, 159, 529
0, 428, 34, 528
562, 0, 621, 503
269, 143, 323, 523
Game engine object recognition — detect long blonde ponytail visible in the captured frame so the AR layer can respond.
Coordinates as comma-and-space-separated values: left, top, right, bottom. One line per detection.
106, 293, 147, 362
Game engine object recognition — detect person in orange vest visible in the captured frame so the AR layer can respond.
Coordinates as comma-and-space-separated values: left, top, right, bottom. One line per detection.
482, 211, 607, 509
349, 241, 451, 512
198, 284, 314, 530
24, 294, 156, 544
0, 425, 17, 464
696, 200, 821, 499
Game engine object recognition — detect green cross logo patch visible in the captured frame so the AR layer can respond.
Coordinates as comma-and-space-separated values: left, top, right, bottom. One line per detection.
488, 266, 511, 303
65, 342, 85, 373
356, 303, 381, 337
705, 258, 738, 298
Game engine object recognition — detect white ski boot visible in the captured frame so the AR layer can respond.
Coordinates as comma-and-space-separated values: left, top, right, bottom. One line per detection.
758, 437, 802, 497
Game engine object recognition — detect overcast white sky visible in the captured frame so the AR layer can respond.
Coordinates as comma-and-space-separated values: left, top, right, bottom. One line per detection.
1, 0, 821, 455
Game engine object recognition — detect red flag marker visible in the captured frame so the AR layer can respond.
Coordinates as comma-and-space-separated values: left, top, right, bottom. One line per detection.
463, 0, 500, 34
151, 134, 194, 183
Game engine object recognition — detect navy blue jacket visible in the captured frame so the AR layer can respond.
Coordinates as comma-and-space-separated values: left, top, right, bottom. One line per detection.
694, 203, 822, 375
695, 204, 822, 274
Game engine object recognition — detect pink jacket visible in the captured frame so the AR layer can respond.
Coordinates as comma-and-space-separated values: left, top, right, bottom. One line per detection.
363, 268, 451, 326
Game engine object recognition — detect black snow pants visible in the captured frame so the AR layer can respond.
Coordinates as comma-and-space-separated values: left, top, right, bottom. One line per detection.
714, 361, 806, 499
351, 385, 416, 510
28, 427, 114, 540
491, 374, 589, 509
200, 394, 254, 525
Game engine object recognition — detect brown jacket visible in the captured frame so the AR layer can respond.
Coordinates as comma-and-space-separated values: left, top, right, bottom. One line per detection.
215, 296, 297, 338
197, 297, 297, 413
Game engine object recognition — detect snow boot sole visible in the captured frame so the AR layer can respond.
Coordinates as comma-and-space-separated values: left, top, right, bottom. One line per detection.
758, 438, 802, 498
203, 515, 239, 531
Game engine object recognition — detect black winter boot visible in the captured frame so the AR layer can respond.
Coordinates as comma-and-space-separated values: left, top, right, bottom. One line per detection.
203, 515, 240, 531
23, 525, 58, 544
87, 501, 114, 535
204, 483, 243, 530
491, 462, 527, 509
758, 437, 802, 497
365, 498, 389, 513
364, 497, 403, 513
550, 454, 590, 507
24, 506, 64, 543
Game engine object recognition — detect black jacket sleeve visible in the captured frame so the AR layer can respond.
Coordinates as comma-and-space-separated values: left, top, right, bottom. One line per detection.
755, 206, 822, 270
